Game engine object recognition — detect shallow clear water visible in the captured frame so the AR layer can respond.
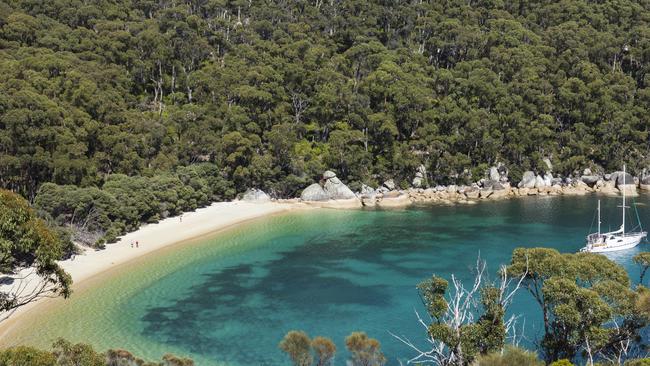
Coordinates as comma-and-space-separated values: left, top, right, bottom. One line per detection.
8, 195, 650, 365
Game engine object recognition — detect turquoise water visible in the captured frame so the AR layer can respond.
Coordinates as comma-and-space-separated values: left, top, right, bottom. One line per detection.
9, 195, 650, 365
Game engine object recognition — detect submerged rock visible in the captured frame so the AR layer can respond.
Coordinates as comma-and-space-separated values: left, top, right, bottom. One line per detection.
301, 183, 330, 201
497, 164, 509, 182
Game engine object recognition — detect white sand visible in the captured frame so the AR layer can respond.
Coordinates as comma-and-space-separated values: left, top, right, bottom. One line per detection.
59, 201, 300, 283
0, 200, 304, 330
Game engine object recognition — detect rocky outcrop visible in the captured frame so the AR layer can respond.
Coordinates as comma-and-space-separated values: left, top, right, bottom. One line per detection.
383, 179, 396, 190
358, 187, 377, 205
360, 184, 375, 195
613, 171, 634, 187
611, 171, 637, 196
581, 175, 601, 186
377, 192, 411, 208
596, 180, 618, 195
543, 158, 553, 172
301, 171, 360, 205
323, 176, 356, 199
322, 170, 337, 180
242, 188, 271, 202
300, 183, 330, 201
412, 165, 427, 188
543, 173, 552, 186
464, 186, 480, 199
489, 167, 500, 182
641, 173, 650, 191
518, 171, 536, 188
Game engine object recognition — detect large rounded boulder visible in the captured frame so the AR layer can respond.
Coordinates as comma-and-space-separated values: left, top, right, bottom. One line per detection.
518, 171, 536, 188
323, 176, 356, 199
242, 188, 270, 202
300, 183, 330, 201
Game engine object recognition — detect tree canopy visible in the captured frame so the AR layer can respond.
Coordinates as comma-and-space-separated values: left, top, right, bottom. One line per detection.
0, 189, 72, 313
1, 0, 649, 202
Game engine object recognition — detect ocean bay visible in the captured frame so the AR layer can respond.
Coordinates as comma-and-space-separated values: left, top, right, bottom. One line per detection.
8, 195, 650, 365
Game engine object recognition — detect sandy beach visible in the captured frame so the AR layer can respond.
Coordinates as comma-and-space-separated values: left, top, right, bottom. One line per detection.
0, 200, 305, 340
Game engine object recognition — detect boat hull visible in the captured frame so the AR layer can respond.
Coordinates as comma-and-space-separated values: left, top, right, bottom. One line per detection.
581, 232, 647, 253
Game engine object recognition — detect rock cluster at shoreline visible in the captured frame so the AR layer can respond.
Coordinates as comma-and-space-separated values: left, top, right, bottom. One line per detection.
248, 166, 650, 209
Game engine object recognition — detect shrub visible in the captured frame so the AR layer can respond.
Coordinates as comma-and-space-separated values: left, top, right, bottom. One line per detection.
474, 346, 543, 366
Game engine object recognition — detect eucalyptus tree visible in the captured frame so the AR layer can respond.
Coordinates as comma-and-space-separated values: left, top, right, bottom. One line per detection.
0, 189, 72, 319
508, 248, 649, 364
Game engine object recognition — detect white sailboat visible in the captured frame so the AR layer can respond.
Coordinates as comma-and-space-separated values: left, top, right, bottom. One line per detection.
581, 165, 647, 253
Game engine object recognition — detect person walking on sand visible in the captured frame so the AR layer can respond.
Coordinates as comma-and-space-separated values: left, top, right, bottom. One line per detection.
180, 214, 183, 223
136, 241, 139, 248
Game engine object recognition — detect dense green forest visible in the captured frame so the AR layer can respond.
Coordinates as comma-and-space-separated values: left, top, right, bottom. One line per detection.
2, 0, 650, 202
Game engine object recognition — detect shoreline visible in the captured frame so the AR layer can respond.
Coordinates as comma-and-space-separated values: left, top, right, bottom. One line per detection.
0, 200, 310, 342
0, 190, 646, 346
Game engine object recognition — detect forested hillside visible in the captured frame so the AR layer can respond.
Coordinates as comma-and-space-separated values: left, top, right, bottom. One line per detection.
1, 0, 650, 202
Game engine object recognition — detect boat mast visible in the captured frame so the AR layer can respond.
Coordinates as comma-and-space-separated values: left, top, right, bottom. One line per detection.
622, 164, 626, 236
598, 200, 601, 235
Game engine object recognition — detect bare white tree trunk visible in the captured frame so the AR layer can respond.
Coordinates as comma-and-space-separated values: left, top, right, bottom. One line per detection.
391, 258, 527, 365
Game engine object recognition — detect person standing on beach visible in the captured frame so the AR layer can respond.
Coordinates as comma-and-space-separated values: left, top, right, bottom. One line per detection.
136, 241, 139, 248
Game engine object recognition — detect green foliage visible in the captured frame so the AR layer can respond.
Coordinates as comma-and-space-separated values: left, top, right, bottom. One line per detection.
0, 189, 72, 311
549, 360, 574, 366
0, 345, 57, 366
52, 339, 104, 366
417, 273, 507, 365
474, 346, 543, 366
633, 252, 650, 284
625, 359, 650, 366
508, 248, 648, 364
1, 0, 650, 202
0, 339, 194, 366
345, 332, 386, 366
279, 331, 313, 366
279, 331, 336, 366
33, 164, 234, 245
